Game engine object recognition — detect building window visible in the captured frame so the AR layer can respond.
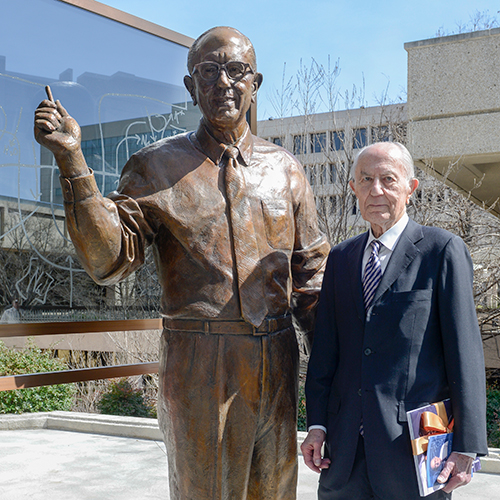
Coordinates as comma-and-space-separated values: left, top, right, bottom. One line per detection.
320, 164, 327, 185
271, 137, 283, 147
351, 195, 358, 215
293, 135, 307, 155
321, 163, 337, 185
331, 130, 344, 151
330, 164, 337, 184
331, 195, 339, 216
371, 125, 389, 143
307, 165, 318, 186
353, 128, 367, 149
311, 132, 326, 153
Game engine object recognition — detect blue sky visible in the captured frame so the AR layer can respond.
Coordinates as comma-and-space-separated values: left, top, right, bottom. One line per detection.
102, 1, 499, 119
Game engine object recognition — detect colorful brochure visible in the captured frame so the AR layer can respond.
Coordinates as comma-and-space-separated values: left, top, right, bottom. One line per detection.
406, 399, 480, 496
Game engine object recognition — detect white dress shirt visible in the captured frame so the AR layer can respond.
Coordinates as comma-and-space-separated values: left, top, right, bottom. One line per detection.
361, 212, 409, 277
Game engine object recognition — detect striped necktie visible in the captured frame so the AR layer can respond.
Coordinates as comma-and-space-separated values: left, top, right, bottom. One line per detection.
362, 240, 382, 311
360, 240, 382, 436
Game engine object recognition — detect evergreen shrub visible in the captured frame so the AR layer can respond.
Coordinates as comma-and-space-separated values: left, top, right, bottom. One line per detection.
487, 384, 500, 448
97, 378, 156, 418
298, 384, 307, 431
0, 339, 75, 414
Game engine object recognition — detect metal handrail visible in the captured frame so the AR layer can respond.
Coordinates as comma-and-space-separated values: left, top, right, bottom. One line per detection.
0, 318, 162, 338
0, 319, 162, 392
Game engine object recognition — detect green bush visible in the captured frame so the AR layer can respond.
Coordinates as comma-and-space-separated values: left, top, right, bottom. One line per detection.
298, 384, 307, 431
97, 378, 156, 418
0, 339, 75, 414
487, 384, 500, 448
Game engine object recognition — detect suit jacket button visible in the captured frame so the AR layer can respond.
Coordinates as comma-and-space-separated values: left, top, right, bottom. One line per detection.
364, 348, 372, 356
358, 389, 362, 396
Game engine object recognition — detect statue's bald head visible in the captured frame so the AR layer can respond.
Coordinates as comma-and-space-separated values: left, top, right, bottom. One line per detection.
187, 27, 257, 75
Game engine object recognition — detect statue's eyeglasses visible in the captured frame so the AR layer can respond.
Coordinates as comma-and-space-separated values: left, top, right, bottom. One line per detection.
192, 61, 255, 83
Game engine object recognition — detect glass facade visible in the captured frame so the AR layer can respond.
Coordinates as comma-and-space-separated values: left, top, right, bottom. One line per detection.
1, 0, 199, 204
0, 0, 200, 317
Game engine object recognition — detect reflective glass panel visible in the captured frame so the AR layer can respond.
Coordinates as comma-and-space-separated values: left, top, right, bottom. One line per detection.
0, 0, 200, 320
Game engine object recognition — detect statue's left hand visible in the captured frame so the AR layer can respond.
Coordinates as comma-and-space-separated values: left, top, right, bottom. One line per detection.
34, 90, 89, 178
34, 98, 82, 157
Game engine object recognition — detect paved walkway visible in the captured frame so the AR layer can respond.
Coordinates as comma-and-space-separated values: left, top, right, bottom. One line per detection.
0, 428, 321, 499
0, 414, 499, 499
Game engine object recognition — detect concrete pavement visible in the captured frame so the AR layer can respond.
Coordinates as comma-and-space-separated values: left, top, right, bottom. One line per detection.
0, 412, 499, 499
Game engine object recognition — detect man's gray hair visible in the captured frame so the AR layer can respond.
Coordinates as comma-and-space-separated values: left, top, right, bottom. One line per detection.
350, 142, 415, 185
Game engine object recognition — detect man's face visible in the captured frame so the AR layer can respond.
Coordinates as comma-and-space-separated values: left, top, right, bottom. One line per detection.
349, 144, 418, 238
184, 29, 262, 133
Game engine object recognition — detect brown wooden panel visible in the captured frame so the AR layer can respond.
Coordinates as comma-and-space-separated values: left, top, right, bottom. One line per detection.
0, 318, 163, 339
0, 362, 159, 391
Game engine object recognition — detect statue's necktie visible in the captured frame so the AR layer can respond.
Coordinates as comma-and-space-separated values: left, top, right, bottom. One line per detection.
362, 240, 382, 311
224, 146, 267, 327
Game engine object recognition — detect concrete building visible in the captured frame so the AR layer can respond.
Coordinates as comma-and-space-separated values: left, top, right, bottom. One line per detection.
406, 28, 500, 216
259, 27, 500, 218
258, 28, 500, 369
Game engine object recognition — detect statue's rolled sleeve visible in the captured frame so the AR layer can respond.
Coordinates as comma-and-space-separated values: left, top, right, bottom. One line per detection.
60, 168, 153, 285
60, 170, 100, 203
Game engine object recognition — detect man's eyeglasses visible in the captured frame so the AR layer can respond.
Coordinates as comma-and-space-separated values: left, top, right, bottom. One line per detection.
192, 61, 254, 83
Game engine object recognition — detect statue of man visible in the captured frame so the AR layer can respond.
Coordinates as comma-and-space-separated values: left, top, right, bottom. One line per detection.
35, 26, 329, 499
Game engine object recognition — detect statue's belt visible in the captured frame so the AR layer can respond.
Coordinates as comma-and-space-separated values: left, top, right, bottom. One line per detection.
162, 315, 292, 335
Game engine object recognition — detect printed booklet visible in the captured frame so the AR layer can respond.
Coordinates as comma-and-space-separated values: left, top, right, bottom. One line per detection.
407, 399, 481, 496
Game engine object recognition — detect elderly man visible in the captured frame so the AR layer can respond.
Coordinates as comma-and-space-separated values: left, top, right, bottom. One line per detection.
34, 27, 329, 499
301, 142, 487, 499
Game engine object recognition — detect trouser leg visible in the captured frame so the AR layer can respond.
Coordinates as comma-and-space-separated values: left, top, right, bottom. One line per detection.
318, 437, 452, 500
318, 437, 374, 500
157, 327, 299, 500
247, 327, 299, 500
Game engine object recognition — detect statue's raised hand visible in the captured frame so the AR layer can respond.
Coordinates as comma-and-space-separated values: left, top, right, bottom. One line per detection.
34, 86, 88, 178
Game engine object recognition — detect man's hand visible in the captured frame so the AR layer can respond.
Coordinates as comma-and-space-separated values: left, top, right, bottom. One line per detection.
437, 452, 473, 493
34, 91, 88, 178
300, 429, 331, 473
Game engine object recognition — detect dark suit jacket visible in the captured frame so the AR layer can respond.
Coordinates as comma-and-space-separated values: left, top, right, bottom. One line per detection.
306, 219, 488, 499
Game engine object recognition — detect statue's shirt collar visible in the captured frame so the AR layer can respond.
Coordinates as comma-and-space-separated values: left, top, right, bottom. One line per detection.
192, 121, 253, 167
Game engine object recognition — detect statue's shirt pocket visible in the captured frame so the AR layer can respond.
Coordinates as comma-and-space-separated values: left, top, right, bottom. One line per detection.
261, 200, 293, 250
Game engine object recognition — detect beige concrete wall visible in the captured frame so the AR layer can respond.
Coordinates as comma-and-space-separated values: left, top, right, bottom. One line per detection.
406, 29, 500, 215
406, 29, 500, 120
406, 29, 500, 162
409, 113, 500, 159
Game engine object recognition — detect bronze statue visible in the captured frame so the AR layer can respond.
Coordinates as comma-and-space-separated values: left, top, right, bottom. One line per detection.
34, 27, 329, 499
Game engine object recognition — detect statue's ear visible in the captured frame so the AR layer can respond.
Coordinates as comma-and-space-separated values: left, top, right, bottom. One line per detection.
184, 75, 197, 106
251, 73, 263, 104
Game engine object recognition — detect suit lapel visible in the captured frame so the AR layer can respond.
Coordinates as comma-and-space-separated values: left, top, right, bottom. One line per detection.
372, 219, 424, 305
347, 231, 369, 323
